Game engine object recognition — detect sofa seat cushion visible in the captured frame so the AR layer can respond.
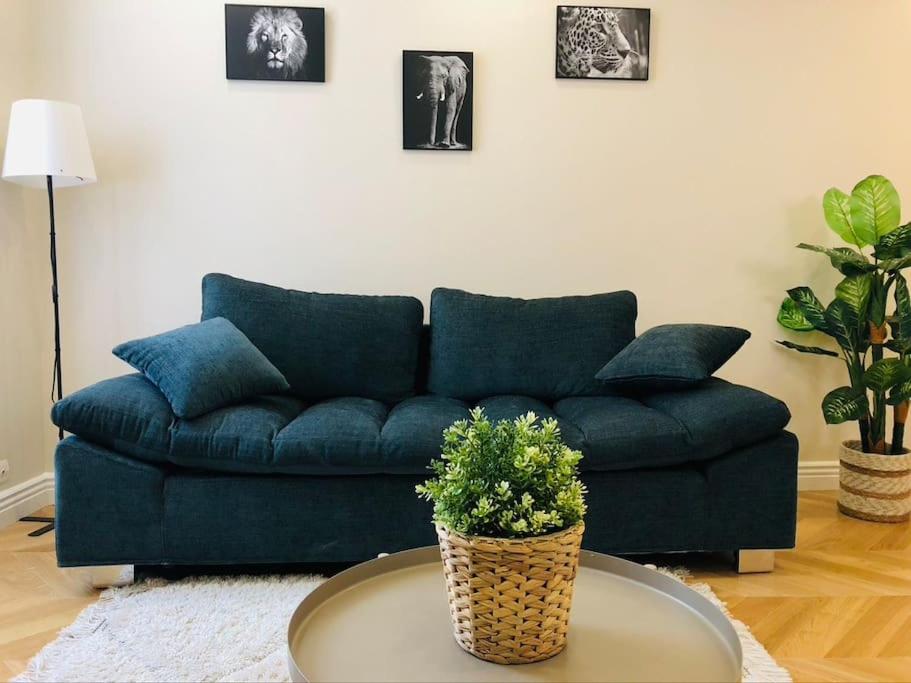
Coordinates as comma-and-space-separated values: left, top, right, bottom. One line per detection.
638, 378, 791, 460
554, 396, 689, 470
51, 374, 174, 464
169, 395, 306, 472
274, 398, 389, 473
555, 378, 791, 471
476, 395, 586, 452
53, 376, 790, 476
381, 396, 471, 473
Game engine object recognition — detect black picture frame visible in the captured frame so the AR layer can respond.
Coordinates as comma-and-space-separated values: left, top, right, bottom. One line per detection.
403, 50, 474, 151
555, 6, 650, 81
225, 4, 325, 82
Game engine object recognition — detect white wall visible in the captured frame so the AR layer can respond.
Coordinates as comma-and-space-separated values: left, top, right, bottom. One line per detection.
7, 0, 911, 476
0, 0, 54, 492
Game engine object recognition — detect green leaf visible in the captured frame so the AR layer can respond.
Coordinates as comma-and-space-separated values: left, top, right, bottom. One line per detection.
796, 243, 875, 276
824, 187, 866, 246
835, 274, 873, 320
822, 386, 869, 424
787, 287, 828, 331
888, 378, 911, 405
777, 298, 815, 331
879, 254, 911, 272
864, 358, 911, 392
874, 223, 911, 260
824, 299, 860, 353
776, 340, 839, 357
894, 276, 911, 342
850, 175, 901, 241
869, 275, 888, 327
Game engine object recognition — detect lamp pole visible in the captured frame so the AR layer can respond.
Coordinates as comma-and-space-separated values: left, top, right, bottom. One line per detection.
48, 175, 64, 440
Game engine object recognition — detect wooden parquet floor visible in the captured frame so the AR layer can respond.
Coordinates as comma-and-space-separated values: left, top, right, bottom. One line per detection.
0, 493, 908, 681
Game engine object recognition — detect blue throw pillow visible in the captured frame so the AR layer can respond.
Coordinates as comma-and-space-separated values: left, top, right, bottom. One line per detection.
595, 324, 750, 390
112, 317, 290, 418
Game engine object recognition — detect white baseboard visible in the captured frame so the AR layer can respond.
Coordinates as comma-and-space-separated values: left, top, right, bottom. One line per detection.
0, 472, 55, 530
798, 460, 839, 491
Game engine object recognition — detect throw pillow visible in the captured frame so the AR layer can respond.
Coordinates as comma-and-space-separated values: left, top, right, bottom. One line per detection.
595, 324, 750, 391
112, 317, 290, 418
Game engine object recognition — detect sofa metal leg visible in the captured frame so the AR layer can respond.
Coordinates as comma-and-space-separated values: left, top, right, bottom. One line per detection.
735, 549, 775, 573
64, 565, 134, 588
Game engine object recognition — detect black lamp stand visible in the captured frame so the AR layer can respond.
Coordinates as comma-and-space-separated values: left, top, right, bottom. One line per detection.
19, 175, 63, 538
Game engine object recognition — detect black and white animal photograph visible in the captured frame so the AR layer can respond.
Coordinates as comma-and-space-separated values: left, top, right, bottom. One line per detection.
225, 5, 325, 81
556, 6, 650, 80
403, 51, 473, 151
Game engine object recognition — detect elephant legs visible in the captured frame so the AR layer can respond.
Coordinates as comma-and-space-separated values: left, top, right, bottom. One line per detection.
428, 101, 439, 146
439, 89, 467, 148
440, 95, 458, 147
450, 92, 466, 146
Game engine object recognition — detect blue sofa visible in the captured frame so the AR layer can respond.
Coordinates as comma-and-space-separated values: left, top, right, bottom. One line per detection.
52, 274, 797, 568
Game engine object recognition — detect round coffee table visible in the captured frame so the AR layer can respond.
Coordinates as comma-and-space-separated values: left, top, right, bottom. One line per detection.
287, 547, 741, 682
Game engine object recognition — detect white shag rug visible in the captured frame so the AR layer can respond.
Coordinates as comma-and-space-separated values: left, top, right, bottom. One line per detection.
15, 567, 790, 683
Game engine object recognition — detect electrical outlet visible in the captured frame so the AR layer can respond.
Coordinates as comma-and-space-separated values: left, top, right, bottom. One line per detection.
0, 460, 8, 483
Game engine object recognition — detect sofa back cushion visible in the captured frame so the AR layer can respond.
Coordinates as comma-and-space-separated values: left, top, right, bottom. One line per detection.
202, 274, 424, 403
428, 287, 637, 401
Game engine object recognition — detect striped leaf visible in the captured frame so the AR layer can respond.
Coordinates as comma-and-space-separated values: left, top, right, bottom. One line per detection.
835, 274, 873, 320
787, 287, 828, 332
777, 298, 815, 331
850, 175, 901, 241
874, 223, 911, 260
824, 188, 867, 246
776, 340, 839, 357
824, 299, 860, 353
822, 387, 869, 425
796, 243, 875, 276
864, 358, 911, 392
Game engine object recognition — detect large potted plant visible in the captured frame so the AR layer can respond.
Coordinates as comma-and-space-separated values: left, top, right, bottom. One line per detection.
416, 409, 587, 664
777, 174, 911, 522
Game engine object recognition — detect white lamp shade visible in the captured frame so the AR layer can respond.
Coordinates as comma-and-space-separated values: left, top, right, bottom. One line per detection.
2, 99, 96, 189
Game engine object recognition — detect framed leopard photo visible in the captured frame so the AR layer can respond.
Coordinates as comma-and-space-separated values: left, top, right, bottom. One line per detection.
556, 6, 650, 80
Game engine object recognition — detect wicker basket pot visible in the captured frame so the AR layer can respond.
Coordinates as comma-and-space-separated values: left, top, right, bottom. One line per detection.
434, 521, 584, 665
838, 440, 911, 523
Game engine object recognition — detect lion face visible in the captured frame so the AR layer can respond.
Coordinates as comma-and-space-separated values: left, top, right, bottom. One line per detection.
246, 8, 308, 77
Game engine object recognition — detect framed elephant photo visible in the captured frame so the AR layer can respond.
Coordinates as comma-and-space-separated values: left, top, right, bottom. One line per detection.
403, 51, 473, 151
556, 6, 650, 80
224, 4, 325, 82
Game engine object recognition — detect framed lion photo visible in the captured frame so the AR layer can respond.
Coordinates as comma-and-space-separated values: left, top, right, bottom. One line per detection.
556, 6, 650, 80
224, 4, 325, 82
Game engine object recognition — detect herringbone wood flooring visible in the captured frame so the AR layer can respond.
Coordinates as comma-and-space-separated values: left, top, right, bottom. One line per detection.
0, 493, 908, 681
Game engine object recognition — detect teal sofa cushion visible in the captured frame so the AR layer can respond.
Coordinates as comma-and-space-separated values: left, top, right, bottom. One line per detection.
555, 378, 791, 470
274, 398, 388, 471
381, 396, 470, 472
202, 274, 424, 403
113, 317, 289, 419
428, 288, 637, 401
51, 374, 173, 463
52, 377, 790, 476
596, 324, 750, 390
170, 395, 306, 471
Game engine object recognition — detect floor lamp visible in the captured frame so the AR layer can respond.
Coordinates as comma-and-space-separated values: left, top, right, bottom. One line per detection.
2, 99, 96, 536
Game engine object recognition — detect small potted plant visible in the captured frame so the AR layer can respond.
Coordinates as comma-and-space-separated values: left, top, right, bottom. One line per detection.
777, 174, 911, 523
416, 408, 587, 664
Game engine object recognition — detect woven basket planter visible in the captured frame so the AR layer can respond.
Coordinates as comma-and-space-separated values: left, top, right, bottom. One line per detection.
838, 440, 911, 523
434, 522, 584, 665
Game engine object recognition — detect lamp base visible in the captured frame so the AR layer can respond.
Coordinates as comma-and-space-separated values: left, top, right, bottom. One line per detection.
19, 515, 55, 537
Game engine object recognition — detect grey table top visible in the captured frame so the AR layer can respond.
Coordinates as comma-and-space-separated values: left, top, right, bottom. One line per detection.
288, 547, 742, 682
